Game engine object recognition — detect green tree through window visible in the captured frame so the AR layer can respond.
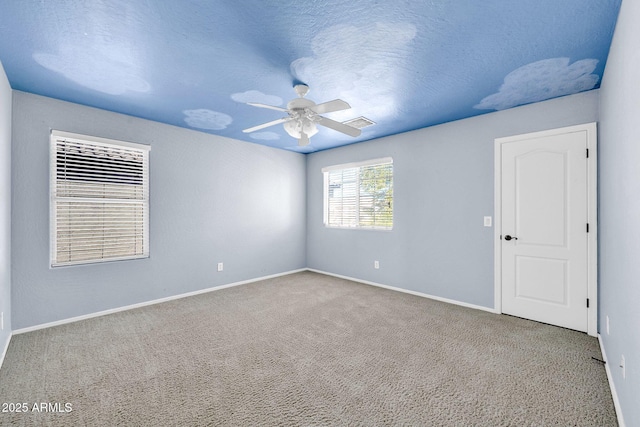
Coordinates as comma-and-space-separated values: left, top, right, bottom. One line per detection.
324, 159, 393, 230
359, 163, 393, 228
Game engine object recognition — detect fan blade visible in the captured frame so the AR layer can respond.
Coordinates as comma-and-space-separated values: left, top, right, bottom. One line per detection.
310, 99, 351, 114
316, 116, 361, 137
299, 132, 310, 146
243, 118, 289, 133
247, 102, 288, 112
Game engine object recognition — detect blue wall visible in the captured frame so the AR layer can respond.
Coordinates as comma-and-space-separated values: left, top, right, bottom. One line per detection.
306, 90, 599, 309
598, 0, 640, 424
11, 91, 307, 330
0, 61, 11, 363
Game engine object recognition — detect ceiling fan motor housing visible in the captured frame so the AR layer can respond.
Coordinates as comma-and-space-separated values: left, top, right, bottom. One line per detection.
287, 97, 315, 111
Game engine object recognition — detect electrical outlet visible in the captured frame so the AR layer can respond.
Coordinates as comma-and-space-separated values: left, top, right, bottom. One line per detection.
620, 355, 625, 379
217, 262, 224, 272
374, 260, 379, 269
484, 216, 492, 227
606, 315, 610, 335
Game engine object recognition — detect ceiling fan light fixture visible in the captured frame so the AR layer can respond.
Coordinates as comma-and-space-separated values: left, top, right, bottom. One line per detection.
283, 117, 318, 139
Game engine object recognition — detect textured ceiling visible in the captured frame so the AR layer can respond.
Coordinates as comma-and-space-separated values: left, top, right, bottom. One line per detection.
0, 0, 622, 152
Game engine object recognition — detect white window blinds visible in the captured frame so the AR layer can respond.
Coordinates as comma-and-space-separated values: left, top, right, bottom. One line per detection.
50, 131, 150, 267
323, 158, 393, 230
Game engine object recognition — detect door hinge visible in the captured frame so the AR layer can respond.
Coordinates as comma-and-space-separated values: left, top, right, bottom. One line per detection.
586, 148, 589, 158
587, 298, 590, 308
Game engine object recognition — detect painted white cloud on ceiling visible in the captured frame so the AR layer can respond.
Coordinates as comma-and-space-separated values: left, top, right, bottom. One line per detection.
474, 57, 599, 111
291, 22, 417, 121
33, 45, 150, 95
249, 131, 280, 141
231, 90, 283, 106
183, 109, 233, 130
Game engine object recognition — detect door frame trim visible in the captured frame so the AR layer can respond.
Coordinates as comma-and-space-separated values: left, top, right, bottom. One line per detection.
493, 123, 598, 336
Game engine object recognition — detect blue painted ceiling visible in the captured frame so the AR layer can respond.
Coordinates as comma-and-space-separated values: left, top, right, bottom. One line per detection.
0, 0, 621, 152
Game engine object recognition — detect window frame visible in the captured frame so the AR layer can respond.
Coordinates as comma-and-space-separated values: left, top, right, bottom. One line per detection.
322, 157, 393, 231
50, 130, 150, 267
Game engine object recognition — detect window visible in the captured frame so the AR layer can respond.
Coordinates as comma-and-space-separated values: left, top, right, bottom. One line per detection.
323, 157, 393, 230
50, 130, 150, 267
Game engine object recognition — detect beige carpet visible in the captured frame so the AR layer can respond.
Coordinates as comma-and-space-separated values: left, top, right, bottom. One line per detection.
0, 271, 616, 426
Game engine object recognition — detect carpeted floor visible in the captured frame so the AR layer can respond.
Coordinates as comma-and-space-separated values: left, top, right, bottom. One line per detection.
0, 271, 616, 426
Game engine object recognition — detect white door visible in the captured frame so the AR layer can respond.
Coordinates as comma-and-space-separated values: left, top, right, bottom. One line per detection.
499, 127, 590, 332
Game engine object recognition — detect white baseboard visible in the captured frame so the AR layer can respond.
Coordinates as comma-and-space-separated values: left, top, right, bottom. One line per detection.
598, 334, 626, 427
12, 268, 307, 335
0, 332, 11, 371
307, 269, 498, 314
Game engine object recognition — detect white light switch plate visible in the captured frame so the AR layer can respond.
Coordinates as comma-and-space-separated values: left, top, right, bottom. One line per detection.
484, 216, 492, 227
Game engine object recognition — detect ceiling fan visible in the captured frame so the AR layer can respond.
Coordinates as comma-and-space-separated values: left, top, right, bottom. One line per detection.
242, 84, 364, 146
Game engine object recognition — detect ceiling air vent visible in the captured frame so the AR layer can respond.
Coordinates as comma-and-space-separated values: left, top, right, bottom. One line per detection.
342, 116, 376, 129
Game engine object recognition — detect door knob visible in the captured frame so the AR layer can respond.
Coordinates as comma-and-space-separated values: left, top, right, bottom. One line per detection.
504, 235, 518, 241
